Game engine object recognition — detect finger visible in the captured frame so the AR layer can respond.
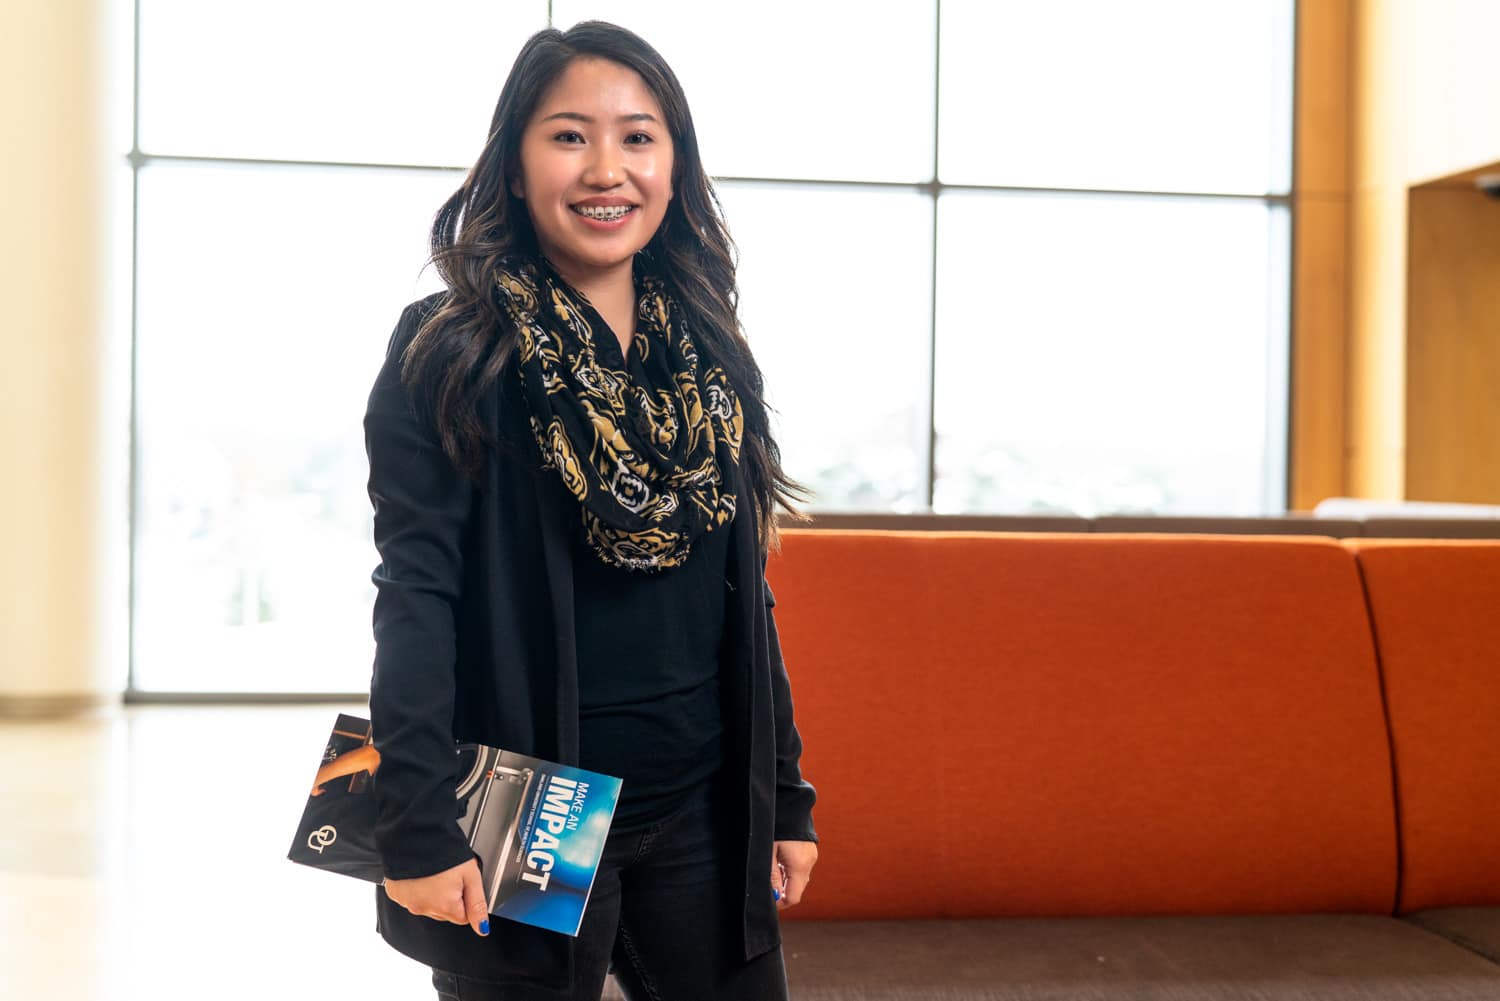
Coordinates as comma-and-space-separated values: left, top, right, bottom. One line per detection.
461, 861, 491, 936
784, 870, 810, 908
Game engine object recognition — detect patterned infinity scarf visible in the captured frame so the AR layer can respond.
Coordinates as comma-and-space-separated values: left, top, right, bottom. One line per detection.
492, 254, 743, 572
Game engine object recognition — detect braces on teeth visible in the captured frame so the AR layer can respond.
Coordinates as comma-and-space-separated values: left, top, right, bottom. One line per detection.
575, 205, 634, 220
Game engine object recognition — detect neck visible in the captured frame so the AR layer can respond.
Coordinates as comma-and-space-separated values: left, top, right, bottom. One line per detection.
538, 250, 635, 307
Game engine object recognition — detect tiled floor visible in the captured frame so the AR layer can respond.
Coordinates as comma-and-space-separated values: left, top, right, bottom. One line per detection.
0, 705, 439, 1001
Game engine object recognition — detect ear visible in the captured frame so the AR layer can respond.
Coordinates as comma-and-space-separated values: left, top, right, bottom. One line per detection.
509, 175, 524, 200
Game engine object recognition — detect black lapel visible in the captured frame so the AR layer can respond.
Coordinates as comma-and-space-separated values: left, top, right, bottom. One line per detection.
533, 473, 580, 764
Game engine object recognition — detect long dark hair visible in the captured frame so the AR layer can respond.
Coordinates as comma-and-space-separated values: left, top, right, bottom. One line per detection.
401, 20, 806, 554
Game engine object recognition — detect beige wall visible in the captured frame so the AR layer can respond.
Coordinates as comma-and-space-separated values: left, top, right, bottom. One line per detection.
1347, 0, 1500, 498
0, 0, 131, 709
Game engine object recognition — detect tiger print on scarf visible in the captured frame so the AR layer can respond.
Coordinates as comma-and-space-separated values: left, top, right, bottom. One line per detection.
492, 253, 742, 571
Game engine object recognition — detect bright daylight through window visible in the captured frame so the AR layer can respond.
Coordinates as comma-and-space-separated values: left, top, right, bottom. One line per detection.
130, 0, 1294, 691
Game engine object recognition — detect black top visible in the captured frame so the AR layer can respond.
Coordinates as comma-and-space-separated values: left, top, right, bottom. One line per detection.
366, 294, 816, 987
572, 513, 732, 829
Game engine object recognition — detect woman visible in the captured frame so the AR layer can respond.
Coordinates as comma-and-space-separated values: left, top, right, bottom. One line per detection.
362, 19, 819, 1000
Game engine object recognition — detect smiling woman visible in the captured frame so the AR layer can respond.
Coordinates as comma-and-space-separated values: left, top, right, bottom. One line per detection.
358, 19, 819, 1001
506, 58, 676, 355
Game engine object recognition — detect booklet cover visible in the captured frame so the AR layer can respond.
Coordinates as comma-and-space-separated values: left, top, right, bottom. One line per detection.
288, 713, 621, 937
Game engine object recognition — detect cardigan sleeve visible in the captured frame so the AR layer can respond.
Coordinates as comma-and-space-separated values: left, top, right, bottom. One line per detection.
763, 574, 819, 843
363, 297, 477, 880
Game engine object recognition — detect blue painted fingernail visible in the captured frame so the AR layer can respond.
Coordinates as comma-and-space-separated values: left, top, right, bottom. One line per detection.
479, 919, 490, 935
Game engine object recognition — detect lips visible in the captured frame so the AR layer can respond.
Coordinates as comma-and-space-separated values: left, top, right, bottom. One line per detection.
570, 203, 638, 222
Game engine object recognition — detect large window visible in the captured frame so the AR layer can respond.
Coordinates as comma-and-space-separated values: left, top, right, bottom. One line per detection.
129, 0, 1295, 692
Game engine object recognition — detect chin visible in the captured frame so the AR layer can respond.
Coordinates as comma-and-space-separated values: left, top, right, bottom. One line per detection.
549, 233, 653, 270
562, 246, 641, 272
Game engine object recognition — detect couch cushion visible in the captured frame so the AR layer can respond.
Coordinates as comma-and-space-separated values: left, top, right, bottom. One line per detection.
781, 916, 1500, 1000
1343, 541, 1500, 912
1360, 519, 1500, 539
1092, 515, 1364, 536
1404, 908, 1500, 966
768, 532, 1397, 920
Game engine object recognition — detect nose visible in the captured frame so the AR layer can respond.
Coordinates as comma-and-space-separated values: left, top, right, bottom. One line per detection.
583, 141, 624, 187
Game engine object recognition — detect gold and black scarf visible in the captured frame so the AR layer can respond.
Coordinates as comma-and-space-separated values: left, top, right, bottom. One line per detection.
493, 254, 742, 572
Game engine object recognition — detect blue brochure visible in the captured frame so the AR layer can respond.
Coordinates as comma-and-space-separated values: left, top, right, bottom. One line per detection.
289, 713, 621, 937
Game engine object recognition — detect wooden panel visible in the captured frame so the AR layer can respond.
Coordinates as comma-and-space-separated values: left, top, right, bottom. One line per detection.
1346, 184, 1409, 499
1416, 162, 1500, 191
1296, 0, 1352, 195
1291, 195, 1350, 509
1405, 183, 1500, 501
1343, 0, 1411, 500
1289, 0, 1352, 509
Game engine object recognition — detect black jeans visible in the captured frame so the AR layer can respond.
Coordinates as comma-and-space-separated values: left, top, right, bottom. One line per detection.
431, 772, 789, 1000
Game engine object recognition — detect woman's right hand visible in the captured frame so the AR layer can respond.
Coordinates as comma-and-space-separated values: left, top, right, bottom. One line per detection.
382, 858, 491, 936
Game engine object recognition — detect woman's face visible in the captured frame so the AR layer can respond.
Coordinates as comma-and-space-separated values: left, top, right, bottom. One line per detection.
510, 57, 675, 281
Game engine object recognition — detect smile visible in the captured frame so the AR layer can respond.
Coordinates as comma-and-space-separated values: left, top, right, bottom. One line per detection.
571, 204, 637, 222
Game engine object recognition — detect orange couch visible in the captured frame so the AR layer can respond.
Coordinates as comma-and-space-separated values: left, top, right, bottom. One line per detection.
765, 531, 1500, 1000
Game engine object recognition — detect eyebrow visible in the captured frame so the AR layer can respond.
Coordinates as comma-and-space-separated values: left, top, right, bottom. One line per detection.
539, 111, 661, 125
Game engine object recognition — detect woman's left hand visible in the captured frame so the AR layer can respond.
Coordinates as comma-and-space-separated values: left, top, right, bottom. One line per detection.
772, 839, 818, 909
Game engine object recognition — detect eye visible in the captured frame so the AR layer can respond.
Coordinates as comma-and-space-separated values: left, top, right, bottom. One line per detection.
553, 130, 584, 143
625, 132, 654, 145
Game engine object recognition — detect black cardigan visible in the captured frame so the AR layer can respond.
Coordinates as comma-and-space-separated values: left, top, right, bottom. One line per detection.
362, 293, 817, 989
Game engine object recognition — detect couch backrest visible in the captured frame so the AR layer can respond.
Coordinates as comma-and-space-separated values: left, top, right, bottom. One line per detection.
767, 530, 1399, 921
1343, 539, 1500, 913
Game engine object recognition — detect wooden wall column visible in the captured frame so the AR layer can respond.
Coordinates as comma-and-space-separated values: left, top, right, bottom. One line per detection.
1289, 0, 1352, 511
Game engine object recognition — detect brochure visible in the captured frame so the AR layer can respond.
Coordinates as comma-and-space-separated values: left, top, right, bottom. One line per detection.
287, 713, 621, 937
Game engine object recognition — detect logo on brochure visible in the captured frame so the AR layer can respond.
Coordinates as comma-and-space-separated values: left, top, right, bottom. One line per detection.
308, 825, 338, 853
